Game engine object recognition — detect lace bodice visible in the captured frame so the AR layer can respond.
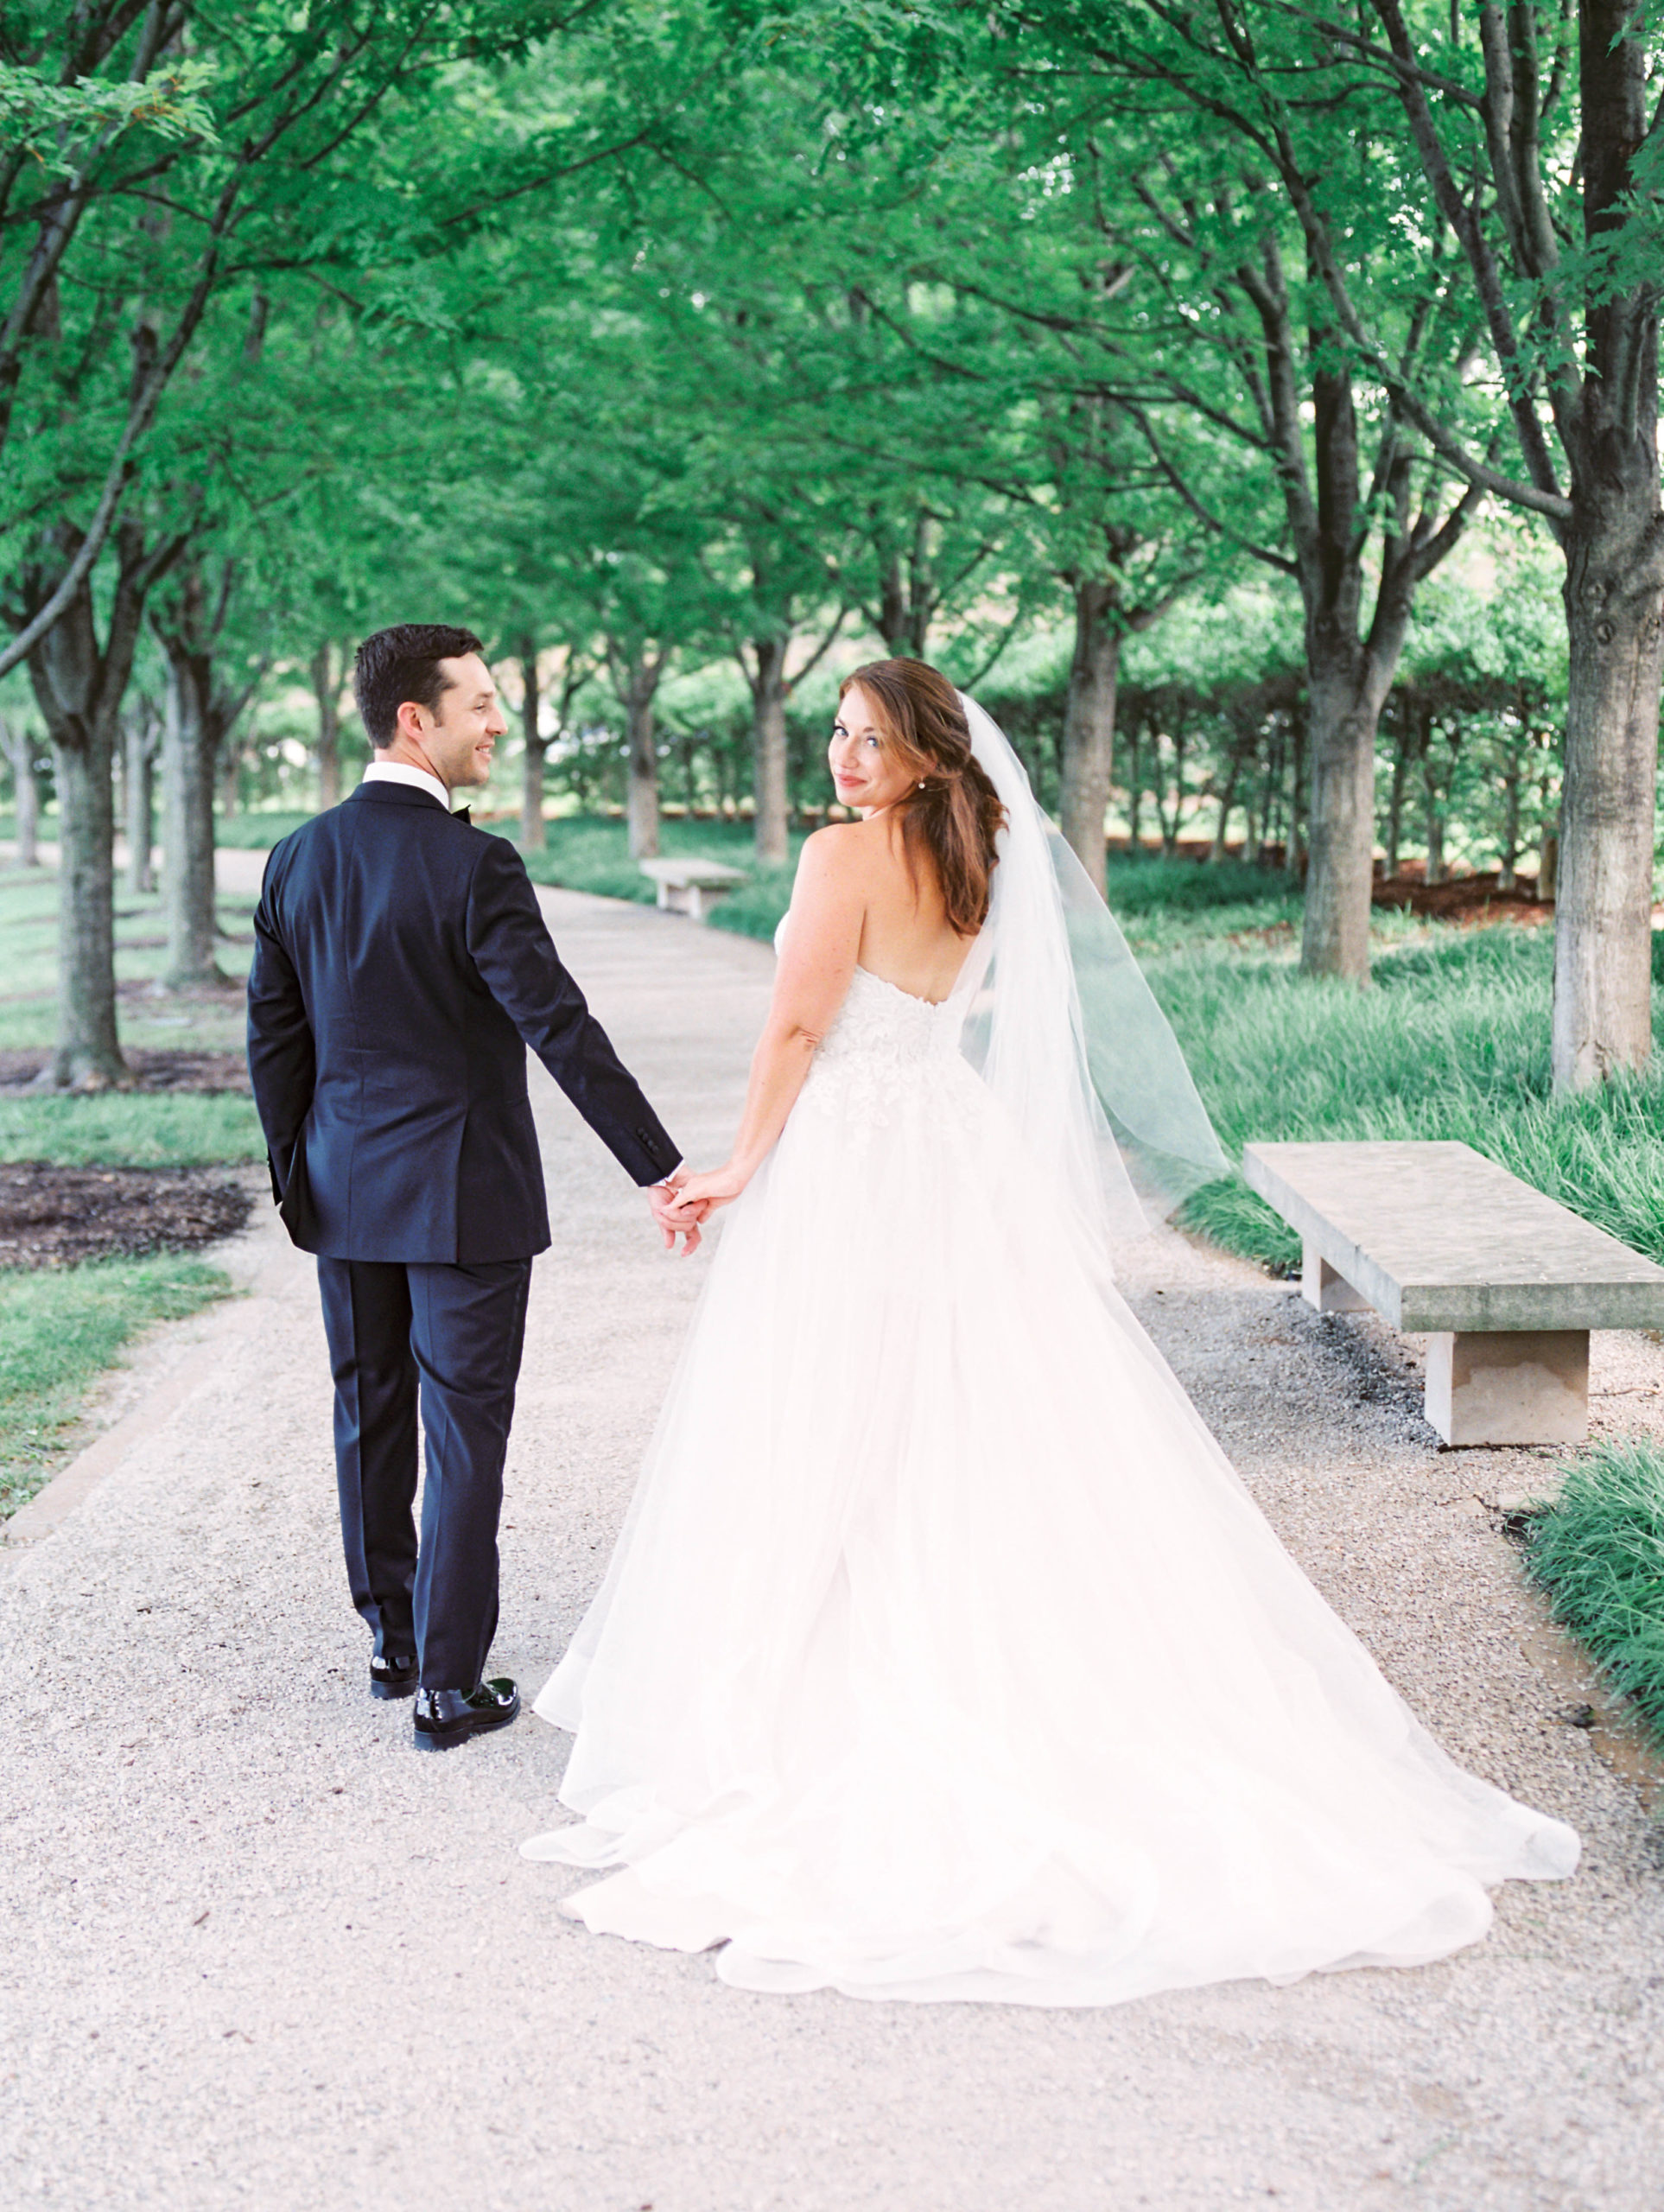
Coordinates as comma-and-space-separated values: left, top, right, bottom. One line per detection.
816, 965, 968, 1066
805, 970, 983, 1128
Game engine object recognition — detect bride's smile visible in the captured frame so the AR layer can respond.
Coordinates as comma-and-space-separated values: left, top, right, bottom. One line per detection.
829, 686, 915, 814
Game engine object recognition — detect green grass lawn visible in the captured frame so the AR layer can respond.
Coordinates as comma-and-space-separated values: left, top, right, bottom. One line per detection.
0, 868, 65, 1035
1523, 1438, 1664, 1754
0, 1255, 233, 1517
0, 863, 256, 1055
0, 871, 264, 1518
0, 1071, 257, 1519
0, 1075, 257, 1515
0, 1092, 264, 1166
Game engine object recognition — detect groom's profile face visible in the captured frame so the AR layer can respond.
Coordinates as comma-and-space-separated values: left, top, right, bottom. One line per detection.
397, 652, 506, 791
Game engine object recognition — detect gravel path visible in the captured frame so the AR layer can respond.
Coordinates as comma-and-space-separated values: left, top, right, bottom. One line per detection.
3, 889, 1661, 2212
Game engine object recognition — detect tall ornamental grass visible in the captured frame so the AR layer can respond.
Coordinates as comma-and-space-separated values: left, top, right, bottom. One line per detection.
1524, 1440, 1664, 1752
1162, 926, 1664, 1271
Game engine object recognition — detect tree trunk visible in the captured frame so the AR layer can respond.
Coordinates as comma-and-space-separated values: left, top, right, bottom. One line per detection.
626, 702, 658, 858
873, 509, 937, 658
1172, 724, 1189, 849
613, 651, 663, 861
681, 730, 699, 815
149, 559, 255, 989
876, 548, 908, 657
518, 641, 546, 852
1385, 699, 1410, 878
1, 718, 39, 868
748, 634, 791, 869
1259, 718, 1281, 863
1552, 519, 1663, 1084
123, 706, 156, 893
1537, 0, 1662, 1085
1208, 755, 1242, 863
218, 740, 240, 822
157, 657, 225, 988
310, 643, 342, 810
49, 732, 127, 1084
1499, 753, 1521, 893
1152, 733, 1173, 852
22, 520, 175, 1087
1124, 722, 1142, 852
1284, 702, 1305, 882
1157, 722, 1187, 855
1059, 579, 1120, 895
1299, 652, 1388, 976
1422, 731, 1445, 886
1281, 327, 1452, 969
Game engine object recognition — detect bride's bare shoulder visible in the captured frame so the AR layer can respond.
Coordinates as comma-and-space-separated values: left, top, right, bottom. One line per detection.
798, 819, 891, 884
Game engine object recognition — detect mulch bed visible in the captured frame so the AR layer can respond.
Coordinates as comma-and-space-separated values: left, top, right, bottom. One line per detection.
1371, 871, 1552, 925
0, 1166, 254, 1269
0, 1050, 251, 1094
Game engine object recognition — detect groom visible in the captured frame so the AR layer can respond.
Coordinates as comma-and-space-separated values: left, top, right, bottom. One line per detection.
247, 624, 695, 1751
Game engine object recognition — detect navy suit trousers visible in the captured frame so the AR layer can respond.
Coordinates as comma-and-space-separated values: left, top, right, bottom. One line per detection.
317, 1255, 531, 1692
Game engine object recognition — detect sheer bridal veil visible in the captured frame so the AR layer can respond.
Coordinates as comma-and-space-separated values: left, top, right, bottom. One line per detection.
956, 692, 1229, 1250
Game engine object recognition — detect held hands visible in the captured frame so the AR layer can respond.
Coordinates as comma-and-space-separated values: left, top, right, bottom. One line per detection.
648, 1162, 748, 1258
646, 1170, 707, 1257
670, 1164, 746, 1217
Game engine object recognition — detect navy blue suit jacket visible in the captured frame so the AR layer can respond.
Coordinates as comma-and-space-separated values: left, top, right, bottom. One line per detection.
245, 780, 679, 1263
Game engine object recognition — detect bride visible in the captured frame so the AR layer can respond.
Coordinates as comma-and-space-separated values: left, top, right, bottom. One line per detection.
522, 657, 1578, 2006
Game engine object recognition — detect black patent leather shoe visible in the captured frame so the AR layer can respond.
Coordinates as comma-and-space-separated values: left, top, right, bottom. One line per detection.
369, 1653, 418, 1700
412, 1677, 520, 1751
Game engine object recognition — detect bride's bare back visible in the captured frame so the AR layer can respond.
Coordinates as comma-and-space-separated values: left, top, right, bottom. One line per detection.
826, 810, 975, 1005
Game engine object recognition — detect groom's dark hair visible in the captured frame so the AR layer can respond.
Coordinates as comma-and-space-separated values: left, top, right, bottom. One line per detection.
353, 624, 486, 749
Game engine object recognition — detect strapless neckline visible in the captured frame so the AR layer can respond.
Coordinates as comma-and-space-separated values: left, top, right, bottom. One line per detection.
772, 911, 988, 1010
854, 963, 959, 1011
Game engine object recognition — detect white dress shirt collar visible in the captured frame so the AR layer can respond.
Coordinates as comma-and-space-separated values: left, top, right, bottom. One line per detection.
362, 760, 454, 811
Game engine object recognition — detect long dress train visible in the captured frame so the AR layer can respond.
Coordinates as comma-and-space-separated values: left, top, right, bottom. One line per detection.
523, 951, 1578, 2006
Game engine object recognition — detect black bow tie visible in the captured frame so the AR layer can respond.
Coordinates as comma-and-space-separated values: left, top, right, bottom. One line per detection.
451, 806, 471, 824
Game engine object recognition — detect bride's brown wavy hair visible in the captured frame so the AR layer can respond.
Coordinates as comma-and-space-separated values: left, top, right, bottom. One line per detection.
838, 658, 1006, 934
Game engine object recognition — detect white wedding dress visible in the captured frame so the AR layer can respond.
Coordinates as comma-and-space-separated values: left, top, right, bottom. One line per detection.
524, 698, 1577, 2006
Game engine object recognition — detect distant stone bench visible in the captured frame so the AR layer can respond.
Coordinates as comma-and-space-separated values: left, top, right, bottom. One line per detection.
638, 858, 747, 922
1242, 1140, 1664, 1446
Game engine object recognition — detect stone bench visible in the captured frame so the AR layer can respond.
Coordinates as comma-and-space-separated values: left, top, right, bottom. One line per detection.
1242, 1139, 1664, 1446
638, 858, 748, 922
